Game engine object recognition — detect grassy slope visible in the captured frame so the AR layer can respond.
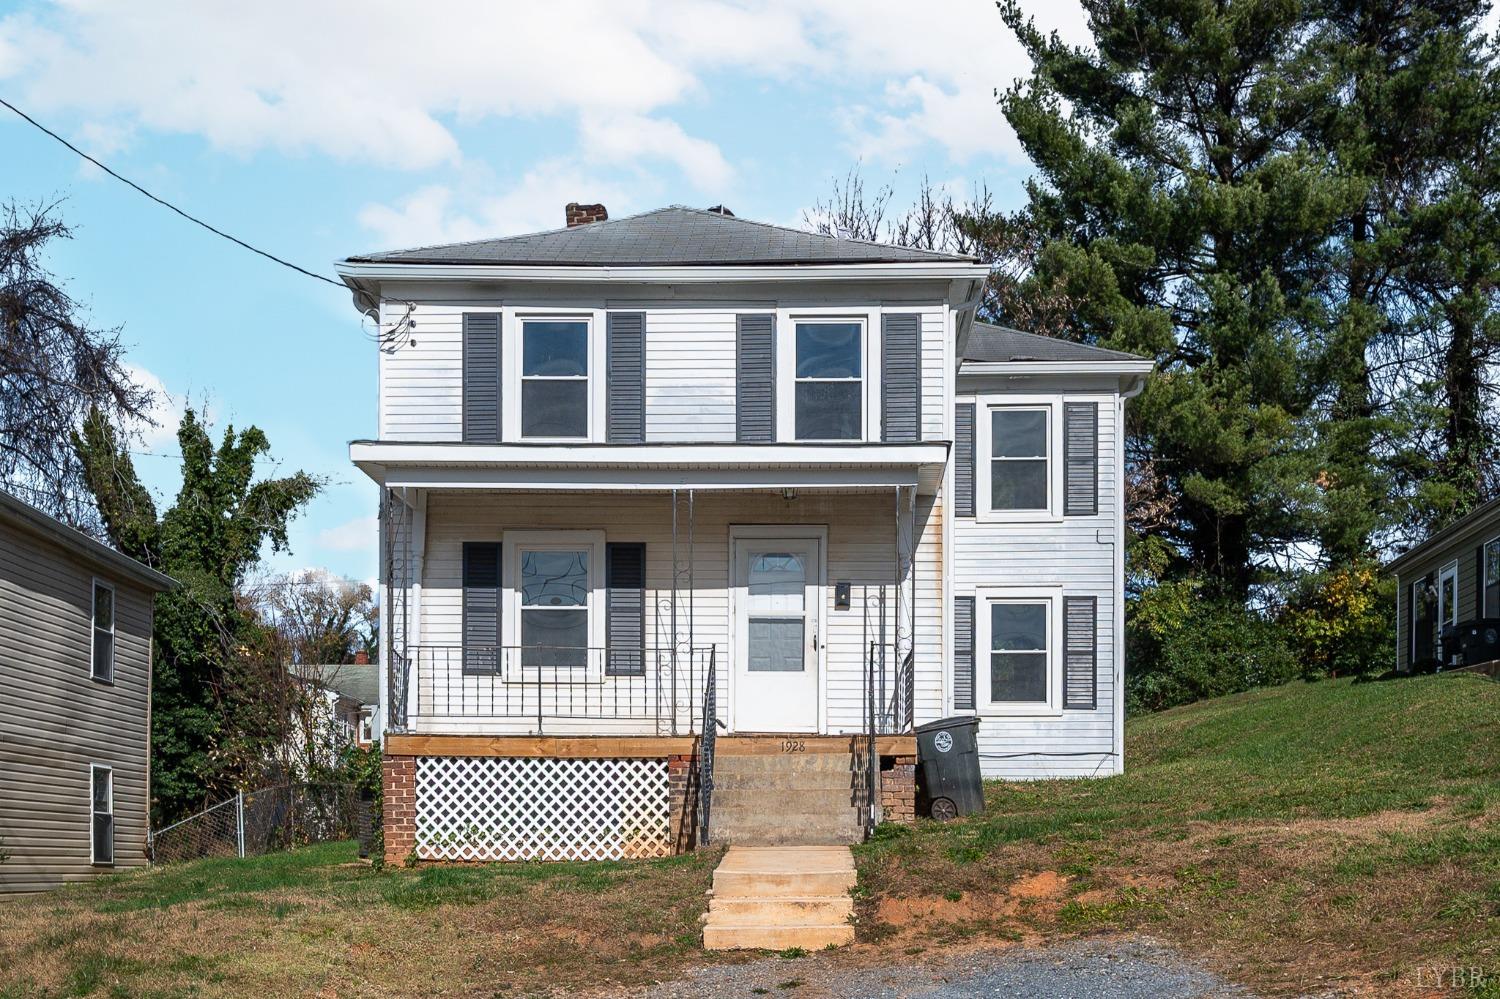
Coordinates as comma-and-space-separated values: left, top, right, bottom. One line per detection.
1, 673, 1495, 997
857, 673, 1500, 995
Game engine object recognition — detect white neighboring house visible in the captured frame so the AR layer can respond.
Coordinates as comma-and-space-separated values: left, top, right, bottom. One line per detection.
337, 203, 1151, 864
290, 660, 381, 756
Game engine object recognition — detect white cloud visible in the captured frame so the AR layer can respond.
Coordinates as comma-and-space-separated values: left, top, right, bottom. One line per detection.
317, 515, 378, 553
356, 164, 636, 249
0, 1, 1090, 176
123, 363, 212, 452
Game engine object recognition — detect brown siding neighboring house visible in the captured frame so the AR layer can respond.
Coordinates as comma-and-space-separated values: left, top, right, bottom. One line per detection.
1389, 498, 1500, 673
0, 490, 174, 893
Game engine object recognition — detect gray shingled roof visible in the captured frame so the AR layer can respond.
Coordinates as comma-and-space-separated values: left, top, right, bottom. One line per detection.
345, 206, 979, 267
293, 663, 380, 706
964, 322, 1147, 364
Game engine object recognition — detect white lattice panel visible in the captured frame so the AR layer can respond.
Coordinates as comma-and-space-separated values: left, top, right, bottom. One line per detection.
414, 756, 672, 861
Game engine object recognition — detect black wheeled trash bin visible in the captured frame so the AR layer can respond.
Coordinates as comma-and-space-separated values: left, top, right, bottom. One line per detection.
915, 715, 984, 820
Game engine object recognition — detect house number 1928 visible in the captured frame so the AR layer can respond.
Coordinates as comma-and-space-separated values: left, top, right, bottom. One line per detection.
780, 739, 806, 753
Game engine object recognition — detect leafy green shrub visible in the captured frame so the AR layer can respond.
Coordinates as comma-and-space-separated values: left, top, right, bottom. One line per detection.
1127, 583, 1299, 713
1283, 560, 1395, 679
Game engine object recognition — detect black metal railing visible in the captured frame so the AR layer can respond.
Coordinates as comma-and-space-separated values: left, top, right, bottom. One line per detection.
698, 646, 718, 846
403, 644, 716, 735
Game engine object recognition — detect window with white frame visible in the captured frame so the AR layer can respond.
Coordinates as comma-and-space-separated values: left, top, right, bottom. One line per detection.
1485, 538, 1500, 618
520, 319, 590, 439
977, 589, 1061, 713
793, 320, 863, 440
504, 532, 605, 671
90, 764, 114, 866
989, 407, 1050, 512
91, 580, 115, 683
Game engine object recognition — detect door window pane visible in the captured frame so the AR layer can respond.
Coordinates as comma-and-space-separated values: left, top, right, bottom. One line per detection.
794, 322, 862, 440
990, 409, 1049, 511
748, 552, 805, 611
990, 601, 1048, 703
748, 618, 805, 672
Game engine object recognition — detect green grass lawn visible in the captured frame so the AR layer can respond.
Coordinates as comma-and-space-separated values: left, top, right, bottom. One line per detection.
2, 672, 1496, 997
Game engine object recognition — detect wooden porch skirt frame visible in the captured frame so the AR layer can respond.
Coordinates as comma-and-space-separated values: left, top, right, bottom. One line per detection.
382, 735, 918, 865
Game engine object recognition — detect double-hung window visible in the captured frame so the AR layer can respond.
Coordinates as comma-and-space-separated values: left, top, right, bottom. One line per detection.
977, 589, 1061, 714
520, 319, 590, 439
504, 531, 605, 673
90, 765, 114, 866
989, 408, 1050, 512
91, 580, 115, 683
794, 321, 863, 440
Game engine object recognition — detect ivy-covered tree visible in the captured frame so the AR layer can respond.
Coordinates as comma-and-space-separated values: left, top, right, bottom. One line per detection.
74, 407, 320, 822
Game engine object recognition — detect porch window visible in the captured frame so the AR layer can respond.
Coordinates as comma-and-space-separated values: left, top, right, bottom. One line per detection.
989, 408, 1049, 511
521, 319, 589, 439
91, 580, 115, 684
90, 764, 114, 866
989, 601, 1049, 703
794, 321, 862, 440
1485, 538, 1500, 617
519, 548, 590, 668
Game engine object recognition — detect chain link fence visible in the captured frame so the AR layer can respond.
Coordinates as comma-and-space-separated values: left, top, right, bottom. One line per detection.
149, 783, 359, 865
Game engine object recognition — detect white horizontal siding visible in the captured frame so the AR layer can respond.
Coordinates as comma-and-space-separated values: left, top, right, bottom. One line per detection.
377, 299, 952, 445
0, 521, 153, 892
952, 391, 1122, 779
402, 490, 941, 735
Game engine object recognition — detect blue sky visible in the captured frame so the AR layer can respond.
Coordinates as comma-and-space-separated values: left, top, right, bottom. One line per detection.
0, 0, 1087, 587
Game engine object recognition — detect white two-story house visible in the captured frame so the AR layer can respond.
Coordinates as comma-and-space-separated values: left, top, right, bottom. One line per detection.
337, 204, 1151, 864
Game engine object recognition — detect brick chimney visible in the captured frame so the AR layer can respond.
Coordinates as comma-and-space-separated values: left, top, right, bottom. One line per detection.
565, 202, 608, 227
354, 650, 369, 666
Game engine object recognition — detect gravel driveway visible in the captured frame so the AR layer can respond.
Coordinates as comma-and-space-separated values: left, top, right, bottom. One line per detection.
607, 937, 1253, 999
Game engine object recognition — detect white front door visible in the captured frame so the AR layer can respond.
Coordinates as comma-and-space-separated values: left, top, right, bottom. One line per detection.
732, 537, 821, 733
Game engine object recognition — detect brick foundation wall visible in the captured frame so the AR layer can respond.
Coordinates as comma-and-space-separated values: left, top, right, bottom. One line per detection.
667, 753, 698, 854
879, 754, 917, 824
383, 754, 416, 865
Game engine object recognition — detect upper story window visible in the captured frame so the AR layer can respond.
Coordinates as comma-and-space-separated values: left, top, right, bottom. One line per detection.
521, 319, 590, 439
990, 407, 1049, 511
91, 580, 115, 684
794, 321, 863, 440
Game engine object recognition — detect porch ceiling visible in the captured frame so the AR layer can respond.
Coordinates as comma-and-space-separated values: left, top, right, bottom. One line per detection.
351, 441, 949, 495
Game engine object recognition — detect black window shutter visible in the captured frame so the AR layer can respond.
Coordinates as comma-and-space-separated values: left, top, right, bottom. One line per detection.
736, 314, 776, 442
881, 313, 921, 442
607, 312, 646, 443
606, 543, 647, 676
1063, 596, 1098, 709
1064, 402, 1099, 516
462, 542, 502, 674
462, 313, 501, 443
955, 403, 976, 517
954, 595, 975, 710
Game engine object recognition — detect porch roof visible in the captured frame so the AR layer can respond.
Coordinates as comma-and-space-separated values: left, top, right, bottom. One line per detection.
350, 441, 949, 494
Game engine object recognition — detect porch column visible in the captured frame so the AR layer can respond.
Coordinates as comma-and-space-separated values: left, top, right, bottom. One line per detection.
893, 484, 916, 730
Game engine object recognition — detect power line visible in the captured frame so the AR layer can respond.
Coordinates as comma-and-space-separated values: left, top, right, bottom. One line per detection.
0, 95, 344, 288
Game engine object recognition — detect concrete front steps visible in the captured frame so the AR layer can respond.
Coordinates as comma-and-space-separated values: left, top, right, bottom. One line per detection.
709, 751, 865, 846
702, 846, 857, 951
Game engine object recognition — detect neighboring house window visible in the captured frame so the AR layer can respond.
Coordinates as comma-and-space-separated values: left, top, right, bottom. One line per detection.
521, 318, 590, 439
90, 765, 114, 866
1485, 538, 1500, 618
1411, 573, 1438, 665
977, 588, 1061, 714
91, 580, 115, 683
357, 710, 374, 746
794, 320, 863, 440
989, 408, 1049, 512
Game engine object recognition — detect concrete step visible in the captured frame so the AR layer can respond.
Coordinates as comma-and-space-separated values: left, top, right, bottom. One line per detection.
703, 846, 859, 951
710, 846, 858, 898
709, 812, 863, 837
710, 827, 864, 847
706, 895, 854, 925
711, 753, 857, 774
703, 922, 855, 951
710, 788, 861, 813
710, 770, 861, 791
